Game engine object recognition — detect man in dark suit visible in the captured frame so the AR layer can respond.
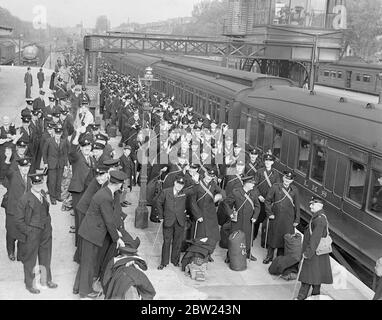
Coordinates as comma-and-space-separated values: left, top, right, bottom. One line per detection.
24, 67, 33, 99
73, 165, 109, 263
42, 127, 70, 205
37, 68, 45, 89
3, 157, 31, 261
29, 109, 44, 173
14, 173, 58, 294
74, 170, 127, 299
32, 90, 46, 111
68, 130, 96, 246
119, 144, 135, 207
156, 176, 198, 270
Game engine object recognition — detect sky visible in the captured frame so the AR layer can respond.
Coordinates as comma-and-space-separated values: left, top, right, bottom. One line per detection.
0, 0, 201, 28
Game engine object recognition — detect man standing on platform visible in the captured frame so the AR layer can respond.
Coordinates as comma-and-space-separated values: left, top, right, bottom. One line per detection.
15, 173, 58, 294
37, 68, 45, 89
156, 176, 198, 270
68, 130, 96, 245
75, 171, 127, 299
254, 154, 280, 249
24, 67, 33, 99
264, 170, 300, 264
42, 127, 70, 205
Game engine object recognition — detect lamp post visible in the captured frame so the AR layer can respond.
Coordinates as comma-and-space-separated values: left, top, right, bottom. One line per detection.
134, 66, 158, 229
18, 34, 23, 65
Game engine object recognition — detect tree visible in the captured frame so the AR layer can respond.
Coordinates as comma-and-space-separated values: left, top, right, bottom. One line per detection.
95, 15, 110, 33
176, 0, 229, 36
345, 0, 382, 61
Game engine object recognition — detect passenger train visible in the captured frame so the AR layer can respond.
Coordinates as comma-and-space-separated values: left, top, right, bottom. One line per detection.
317, 60, 382, 96
106, 53, 382, 280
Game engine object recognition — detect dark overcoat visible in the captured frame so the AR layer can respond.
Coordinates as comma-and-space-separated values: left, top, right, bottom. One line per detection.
255, 168, 280, 197
299, 210, 333, 285
265, 183, 300, 248
5, 168, 31, 240
191, 180, 225, 243
78, 187, 120, 248
224, 187, 261, 250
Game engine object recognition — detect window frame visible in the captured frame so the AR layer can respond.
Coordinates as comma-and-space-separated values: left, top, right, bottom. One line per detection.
345, 160, 368, 208
310, 143, 328, 185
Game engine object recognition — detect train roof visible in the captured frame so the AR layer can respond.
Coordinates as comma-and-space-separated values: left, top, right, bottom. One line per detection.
237, 86, 382, 153
325, 60, 382, 71
159, 56, 295, 88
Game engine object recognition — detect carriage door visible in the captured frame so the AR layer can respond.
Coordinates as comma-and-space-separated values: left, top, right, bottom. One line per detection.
346, 71, 352, 88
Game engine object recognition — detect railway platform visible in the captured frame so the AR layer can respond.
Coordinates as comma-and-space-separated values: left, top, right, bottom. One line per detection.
0, 59, 376, 300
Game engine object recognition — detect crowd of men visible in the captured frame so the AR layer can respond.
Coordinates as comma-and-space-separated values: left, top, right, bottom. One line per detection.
3, 51, 381, 300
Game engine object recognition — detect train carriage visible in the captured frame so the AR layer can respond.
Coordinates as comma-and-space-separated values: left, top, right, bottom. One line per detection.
0, 40, 15, 65
106, 53, 382, 278
233, 86, 382, 275
318, 61, 382, 96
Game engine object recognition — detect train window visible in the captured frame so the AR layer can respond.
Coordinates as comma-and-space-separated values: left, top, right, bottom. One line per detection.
311, 145, 327, 184
368, 171, 382, 216
363, 75, 371, 83
330, 71, 336, 78
257, 121, 265, 149
347, 161, 367, 205
356, 74, 361, 81
324, 71, 330, 77
249, 117, 258, 147
297, 139, 310, 175
337, 72, 343, 79
272, 128, 282, 159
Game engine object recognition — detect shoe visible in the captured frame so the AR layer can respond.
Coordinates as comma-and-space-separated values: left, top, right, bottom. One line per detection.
70, 226, 75, 229
70, 212, 75, 216
69, 230, 76, 234
80, 291, 100, 299
8, 254, 15, 261
51, 199, 57, 205
263, 257, 273, 264
224, 257, 230, 264
26, 286, 40, 294
73, 288, 79, 295
47, 281, 58, 289
157, 264, 167, 270
248, 254, 257, 262
172, 262, 180, 267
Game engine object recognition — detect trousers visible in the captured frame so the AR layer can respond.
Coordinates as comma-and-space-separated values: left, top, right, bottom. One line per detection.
74, 238, 99, 296
18, 224, 53, 288
47, 168, 64, 200
161, 220, 184, 266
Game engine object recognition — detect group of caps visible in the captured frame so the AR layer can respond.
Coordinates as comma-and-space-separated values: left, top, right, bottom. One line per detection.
17, 157, 128, 186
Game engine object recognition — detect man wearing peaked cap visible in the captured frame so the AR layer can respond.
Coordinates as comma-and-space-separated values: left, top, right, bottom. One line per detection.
72, 164, 110, 268
14, 171, 58, 294
253, 152, 280, 250
69, 127, 97, 247
119, 142, 136, 207
2, 155, 31, 263
156, 174, 199, 270
297, 194, 333, 300
245, 148, 262, 181
76, 170, 127, 299
42, 124, 70, 205
264, 170, 300, 264
224, 175, 261, 262
33, 90, 46, 112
